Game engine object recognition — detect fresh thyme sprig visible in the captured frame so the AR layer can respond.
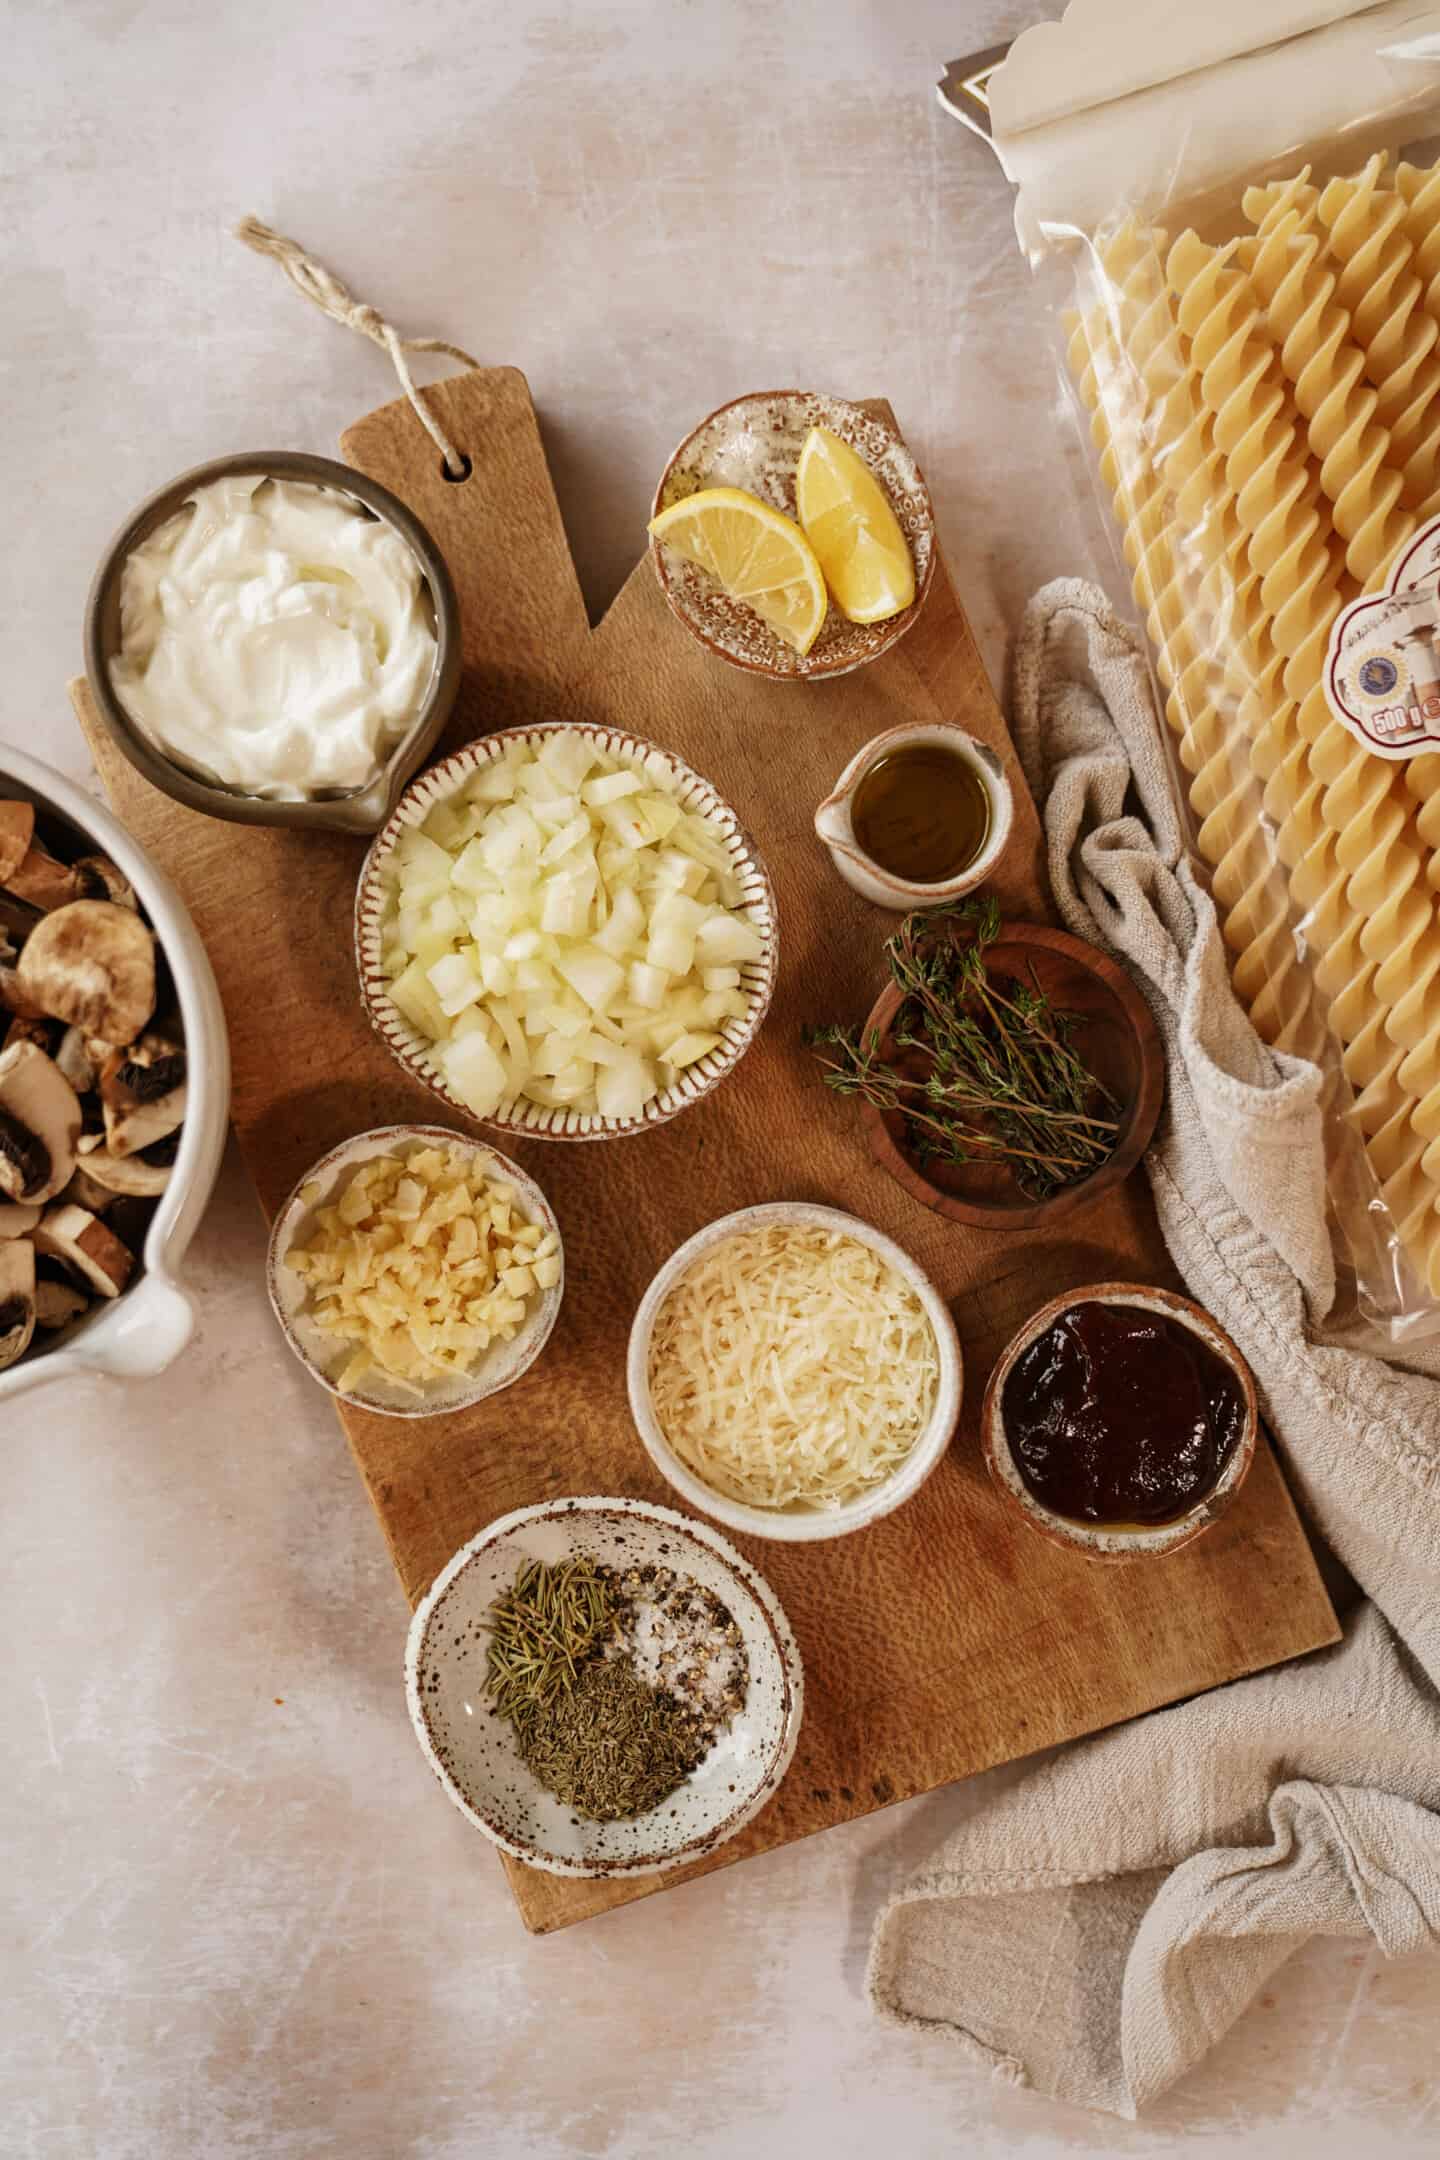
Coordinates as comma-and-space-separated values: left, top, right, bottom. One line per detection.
806, 898, 1122, 1199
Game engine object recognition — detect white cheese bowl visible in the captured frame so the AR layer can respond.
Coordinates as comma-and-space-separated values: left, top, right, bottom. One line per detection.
354, 722, 778, 1140
626, 1201, 964, 1544
405, 1495, 803, 1876
0, 743, 230, 1402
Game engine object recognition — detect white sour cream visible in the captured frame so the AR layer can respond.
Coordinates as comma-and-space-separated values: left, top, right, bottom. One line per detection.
111, 474, 438, 799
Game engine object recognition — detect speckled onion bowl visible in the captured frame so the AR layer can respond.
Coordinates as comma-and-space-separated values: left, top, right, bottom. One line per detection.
405, 1496, 804, 1877
355, 722, 778, 1140
981, 1283, 1258, 1562
649, 389, 936, 681
266, 1124, 563, 1419
84, 451, 461, 835
627, 1201, 963, 1544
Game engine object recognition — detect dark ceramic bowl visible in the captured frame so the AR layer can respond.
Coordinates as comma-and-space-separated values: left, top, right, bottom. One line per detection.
84, 451, 462, 835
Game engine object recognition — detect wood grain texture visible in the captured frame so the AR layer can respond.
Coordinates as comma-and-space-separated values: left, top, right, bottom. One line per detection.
69, 367, 1338, 1937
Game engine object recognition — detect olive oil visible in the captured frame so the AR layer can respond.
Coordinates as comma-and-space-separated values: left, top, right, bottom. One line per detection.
851, 744, 990, 883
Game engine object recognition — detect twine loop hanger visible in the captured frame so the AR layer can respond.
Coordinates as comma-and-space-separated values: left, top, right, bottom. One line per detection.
235, 216, 478, 478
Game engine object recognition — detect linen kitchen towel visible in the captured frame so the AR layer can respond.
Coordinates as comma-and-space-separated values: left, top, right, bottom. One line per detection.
867, 577, 1440, 2116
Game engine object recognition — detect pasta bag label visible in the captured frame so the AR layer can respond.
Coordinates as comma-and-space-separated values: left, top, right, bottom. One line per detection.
1327, 519, 1440, 760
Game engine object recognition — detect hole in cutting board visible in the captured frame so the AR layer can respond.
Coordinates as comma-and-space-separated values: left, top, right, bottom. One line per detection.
442, 453, 473, 483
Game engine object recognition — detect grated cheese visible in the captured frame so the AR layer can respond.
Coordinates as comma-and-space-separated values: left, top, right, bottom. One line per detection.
284, 1144, 559, 1396
646, 1223, 939, 1510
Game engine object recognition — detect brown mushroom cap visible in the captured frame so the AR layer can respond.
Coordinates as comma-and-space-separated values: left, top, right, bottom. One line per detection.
0, 1237, 36, 1371
34, 1204, 135, 1298
0, 802, 36, 887
7, 848, 81, 913
0, 1200, 41, 1239
0, 1041, 82, 1205
34, 1276, 89, 1331
15, 901, 155, 1046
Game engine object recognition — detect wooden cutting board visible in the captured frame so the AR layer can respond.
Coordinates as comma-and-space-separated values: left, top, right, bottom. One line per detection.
69, 368, 1339, 1933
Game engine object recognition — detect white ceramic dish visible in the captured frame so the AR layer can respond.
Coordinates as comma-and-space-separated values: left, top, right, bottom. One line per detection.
813, 719, 1015, 910
981, 1283, 1259, 1562
354, 723, 778, 1141
405, 1495, 804, 1877
0, 743, 230, 1403
266, 1124, 563, 1419
627, 1201, 963, 1544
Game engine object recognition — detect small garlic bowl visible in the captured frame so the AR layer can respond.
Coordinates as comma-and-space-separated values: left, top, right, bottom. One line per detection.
627, 1201, 963, 1544
814, 720, 1014, 911
266, 1124, 563, 1419
406, 1495, 804, 1877
355, 722, 778, 1141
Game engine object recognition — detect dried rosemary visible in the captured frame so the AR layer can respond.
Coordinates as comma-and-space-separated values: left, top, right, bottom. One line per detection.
806, 897, 1122, 1200
483, 1556, 747, 1822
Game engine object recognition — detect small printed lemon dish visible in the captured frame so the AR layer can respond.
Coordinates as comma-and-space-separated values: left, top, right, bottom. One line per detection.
648, 390, 936, 680
267, 1127, 563, 1417
357, 723, 777, 1140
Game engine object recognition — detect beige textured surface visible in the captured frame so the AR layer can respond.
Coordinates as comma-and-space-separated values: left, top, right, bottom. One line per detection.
5, 0, 1439, 2152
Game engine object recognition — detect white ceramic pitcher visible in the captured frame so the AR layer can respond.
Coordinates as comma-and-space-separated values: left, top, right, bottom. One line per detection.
813, 719, 1014, 910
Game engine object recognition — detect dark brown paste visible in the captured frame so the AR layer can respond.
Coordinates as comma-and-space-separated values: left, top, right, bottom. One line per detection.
1001, 1299, 1246, 1526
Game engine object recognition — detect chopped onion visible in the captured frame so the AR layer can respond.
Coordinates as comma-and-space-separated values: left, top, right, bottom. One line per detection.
378, 736, 766, 1120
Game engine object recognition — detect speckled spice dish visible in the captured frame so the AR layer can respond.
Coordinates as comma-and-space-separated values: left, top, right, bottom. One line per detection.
84, 450, 461, 835
405, 1497, 804, 1877
981, 1283, 1259, 1562
650, 390, 936, 680
355, 721, 778, 1141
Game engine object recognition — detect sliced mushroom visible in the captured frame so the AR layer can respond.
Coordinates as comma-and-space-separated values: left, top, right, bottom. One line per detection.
0, 1238, 36, 1371
34, 1204, 134, 1298
0, 1041, 81, 1204
15, 901, 155, 1046
34, 1276, 89, 1331
6, 847, 81, 912
99, 1034, 186, 1157
73, 855, 138, 910
67, 1143, 170, 1199
54, 1025, 97, 1094
0, 1200, 40, 1238
0, 802, 35, 887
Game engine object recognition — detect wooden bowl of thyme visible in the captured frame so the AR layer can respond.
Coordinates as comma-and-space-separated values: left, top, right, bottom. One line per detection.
810, 900, 1164, 1231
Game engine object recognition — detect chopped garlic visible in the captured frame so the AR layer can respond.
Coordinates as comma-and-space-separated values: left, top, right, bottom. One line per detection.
284, 1145, 556, 1395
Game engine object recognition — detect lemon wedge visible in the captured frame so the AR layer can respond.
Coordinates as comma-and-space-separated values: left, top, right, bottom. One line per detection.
648, 487, 828, 657
795, 426, 915, 624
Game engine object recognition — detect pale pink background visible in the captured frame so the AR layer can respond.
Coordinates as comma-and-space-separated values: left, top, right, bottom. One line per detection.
3, 2, 1437, 2153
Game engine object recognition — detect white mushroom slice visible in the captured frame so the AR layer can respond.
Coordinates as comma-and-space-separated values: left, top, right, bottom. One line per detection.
73, 856, 138, 910
0, 1041, 81, 1204
0, 802, 35, 887
0, 1238, 36, 1370
54, 1025, 97, 1094
15, 901, 155, 1046
68, 1145, 170, 1199
6, 848, 82, 912
0, 1201, 40, 1238
34, 1276, 89, 1331
34, 1204, 134, 1298
98, 1036, 186, 1157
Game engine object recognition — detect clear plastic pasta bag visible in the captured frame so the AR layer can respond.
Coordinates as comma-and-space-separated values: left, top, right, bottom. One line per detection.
984, 0, 1440, 1341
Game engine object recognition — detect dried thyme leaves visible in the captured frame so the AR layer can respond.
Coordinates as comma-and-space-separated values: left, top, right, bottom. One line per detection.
807, 896, 1122, 1200
483, 1556, 748, 1822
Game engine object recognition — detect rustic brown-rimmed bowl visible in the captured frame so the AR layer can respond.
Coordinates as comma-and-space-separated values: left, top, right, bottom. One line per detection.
84, 451, 462, 835
266, 1123, 563, 1419
981, 1283, 1258, 1562
355, 722, 778, 1141
649, 389, 936, 681
861, 920, 1165, 1231
405, 1496, 804, 1877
